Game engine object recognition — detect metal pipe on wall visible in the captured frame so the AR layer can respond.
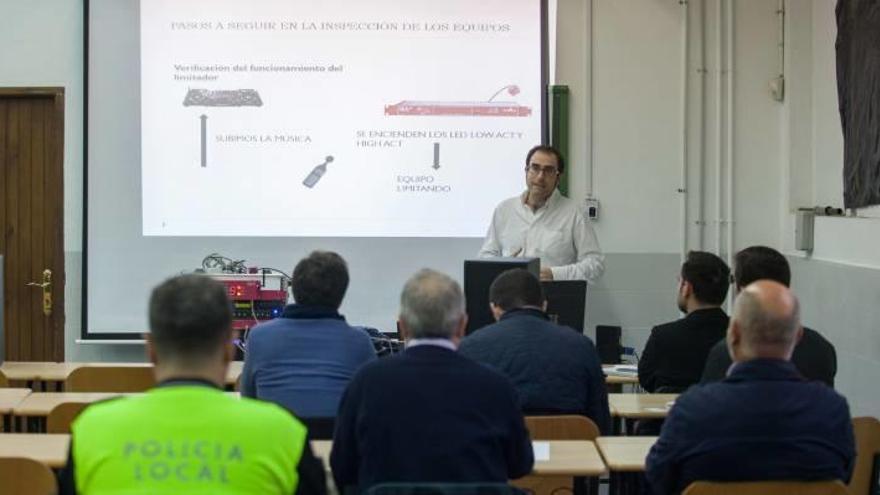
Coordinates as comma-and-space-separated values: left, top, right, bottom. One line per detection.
715, 0, 724, 257
725, 0, 735, 268
696, 0, 708, 250
588, 0, 597, 198
679, 0, 690, 262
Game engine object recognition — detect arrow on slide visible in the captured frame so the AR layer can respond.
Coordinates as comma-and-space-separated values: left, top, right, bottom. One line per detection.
432, 142, 440, 170
200, 114, 208, 168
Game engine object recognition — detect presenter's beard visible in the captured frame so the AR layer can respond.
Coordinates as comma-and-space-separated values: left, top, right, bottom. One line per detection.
528, 182, 552, 203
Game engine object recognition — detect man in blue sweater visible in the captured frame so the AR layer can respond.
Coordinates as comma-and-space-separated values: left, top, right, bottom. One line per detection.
459, 268, 611, 434
241, 251, 376, 418
331, 269, 534, 492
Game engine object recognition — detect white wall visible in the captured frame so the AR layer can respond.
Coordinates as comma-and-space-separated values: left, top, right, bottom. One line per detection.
0, 1, 83, 250
0, 1, 119, 360
560, 0, 790, 351
782, 0, 880, 417
3, 0, 880, 417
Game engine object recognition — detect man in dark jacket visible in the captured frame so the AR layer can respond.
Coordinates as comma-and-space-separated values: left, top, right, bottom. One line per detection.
459, 268, 610, 434
638, 251, 730, 393
331, 269, 534, 493
646, 281, 855, 494
701, 246, 837, 386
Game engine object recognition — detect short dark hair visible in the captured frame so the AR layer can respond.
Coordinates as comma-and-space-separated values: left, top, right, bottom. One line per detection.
292, 251, 349, 309
489, 269, 545, 311
149, 274, 233, 361
681, 251, 731, 305
734, 246, 791, 288
525, 145, 565, 174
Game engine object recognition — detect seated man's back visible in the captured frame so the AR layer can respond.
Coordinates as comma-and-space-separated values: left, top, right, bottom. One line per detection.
646, 281, 855, 495
701, 326, 837, 386
331, 269, 534, 493
60, 274, 324, 495
459, 308, 610, 433
68, 383, 320, 494
701, 245, 838, 387
242, 309, 376, 417
647, 360, 854, 493
638, 251, 731, 392
332, 346, 533, 490
240, 251, 376, 418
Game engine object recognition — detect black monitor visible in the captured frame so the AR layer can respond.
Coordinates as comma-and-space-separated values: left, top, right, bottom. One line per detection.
463, 258, 539, 334
542, 280, 587, 333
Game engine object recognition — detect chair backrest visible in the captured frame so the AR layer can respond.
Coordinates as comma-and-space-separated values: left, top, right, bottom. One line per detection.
0, 370, 8, 387
66, 366, 155, 392
47, 402, 91, 434
682, 480, 849, 495
850, 416, 880, 495
366, 483, 522, 494
0, 457, 58, 495
524, 415, 599, 441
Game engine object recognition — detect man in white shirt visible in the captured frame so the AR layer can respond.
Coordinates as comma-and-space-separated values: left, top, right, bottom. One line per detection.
479, 145, 605, 282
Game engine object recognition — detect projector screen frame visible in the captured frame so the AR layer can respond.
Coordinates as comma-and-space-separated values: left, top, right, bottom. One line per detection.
80, 0, 551, 341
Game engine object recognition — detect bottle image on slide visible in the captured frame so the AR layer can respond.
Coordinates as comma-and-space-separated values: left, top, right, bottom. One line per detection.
303, 156, 334, 188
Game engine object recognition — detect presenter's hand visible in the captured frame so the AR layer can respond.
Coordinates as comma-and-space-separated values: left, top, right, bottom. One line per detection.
540, 267, 554, 281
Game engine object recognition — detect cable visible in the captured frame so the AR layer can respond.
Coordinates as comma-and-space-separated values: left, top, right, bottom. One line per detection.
201, 253, 247, 273
250, 301, 259, 325
259, 267, 293, 289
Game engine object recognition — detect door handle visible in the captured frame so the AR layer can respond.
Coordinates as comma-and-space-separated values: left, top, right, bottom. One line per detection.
26, 269, 52, 316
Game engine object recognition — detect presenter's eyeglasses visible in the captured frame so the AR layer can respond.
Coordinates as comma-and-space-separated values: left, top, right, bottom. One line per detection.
526, 164, 560, 177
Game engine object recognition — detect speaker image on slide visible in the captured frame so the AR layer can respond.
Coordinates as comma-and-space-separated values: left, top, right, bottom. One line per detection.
464, 258, 539, 334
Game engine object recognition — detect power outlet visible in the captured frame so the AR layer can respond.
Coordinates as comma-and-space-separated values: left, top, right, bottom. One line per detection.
584, 197, 600, 220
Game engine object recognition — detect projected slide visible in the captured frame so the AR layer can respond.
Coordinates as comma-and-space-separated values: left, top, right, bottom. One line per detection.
140, 0, 543, 237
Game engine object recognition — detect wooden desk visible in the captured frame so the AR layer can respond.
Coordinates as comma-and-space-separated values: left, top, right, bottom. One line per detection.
532, 441, 606, 477
0, 433, 69, 468
0, 389, 32, 415
13, 392, 129, 418
608, 394, 678, 419
0, 388, 32, 432
14, 391, 240, 417
608, 393, 678, 436
596, 436, 658, 495
595, 436, 657, 472
0, 362, 82, 389
0, 361, 243, 391
2, 435, 608, 495
603, 366, 639, 386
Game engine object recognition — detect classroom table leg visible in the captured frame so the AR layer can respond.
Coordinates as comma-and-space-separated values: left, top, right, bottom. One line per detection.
621, 472, 644, 495
22, 415, 46, 433
572, 476, 600, 495
609, 471, 620, 495
590, 477, 599, 495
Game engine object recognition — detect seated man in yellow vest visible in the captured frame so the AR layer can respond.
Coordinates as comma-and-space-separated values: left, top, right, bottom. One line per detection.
58, 274, 326, 495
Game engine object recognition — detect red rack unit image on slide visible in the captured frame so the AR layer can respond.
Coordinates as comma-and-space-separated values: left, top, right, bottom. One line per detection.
385, 84, 532, 117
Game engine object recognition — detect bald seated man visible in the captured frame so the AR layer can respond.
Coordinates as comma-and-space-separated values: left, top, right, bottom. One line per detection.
645, 281, 855, 495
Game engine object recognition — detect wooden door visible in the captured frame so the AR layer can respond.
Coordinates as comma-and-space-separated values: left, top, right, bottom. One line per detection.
0, 88, 65, 361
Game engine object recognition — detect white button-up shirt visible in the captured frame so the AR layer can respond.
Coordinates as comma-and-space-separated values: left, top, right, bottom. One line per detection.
478, 189, 605, 282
